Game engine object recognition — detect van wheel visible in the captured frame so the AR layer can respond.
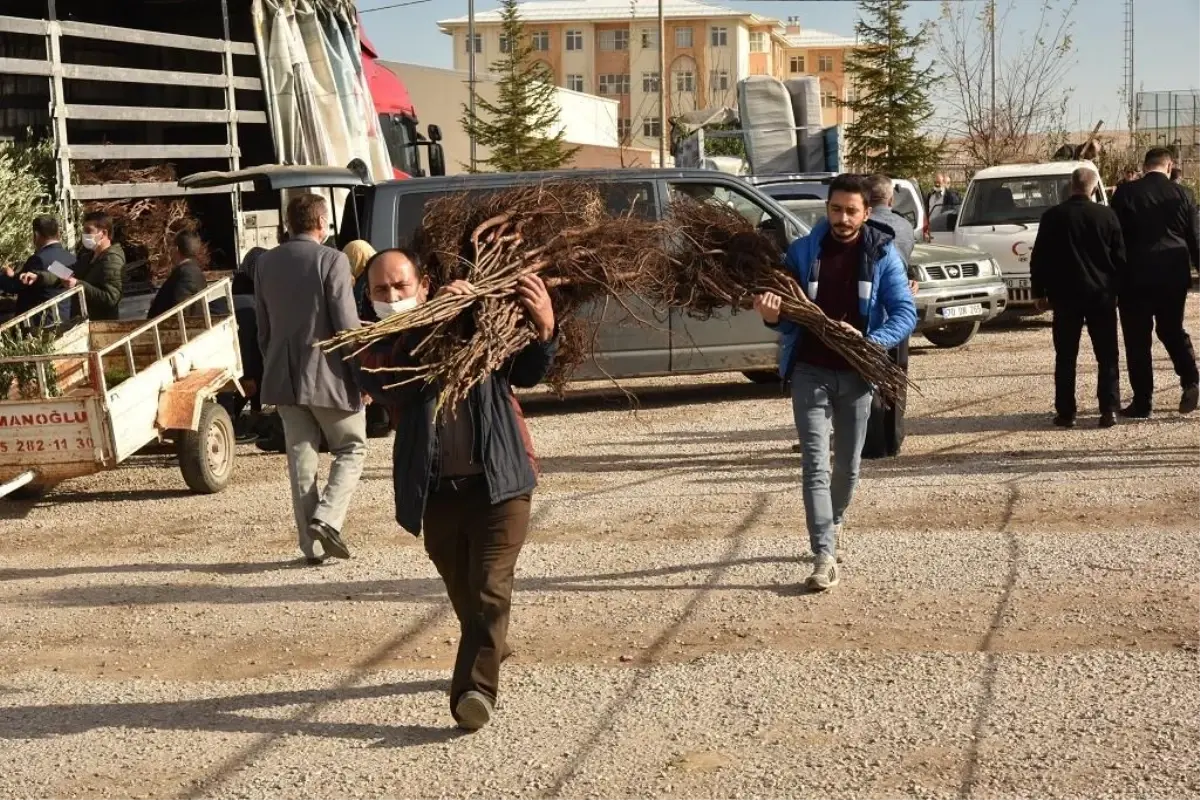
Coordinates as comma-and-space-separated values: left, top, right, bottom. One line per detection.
743, 370, 781, 385
178, 402, 235, 494
923, 321, 980, 348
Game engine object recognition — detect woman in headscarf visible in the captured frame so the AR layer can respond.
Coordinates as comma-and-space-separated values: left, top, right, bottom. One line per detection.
343, 239, 376, 316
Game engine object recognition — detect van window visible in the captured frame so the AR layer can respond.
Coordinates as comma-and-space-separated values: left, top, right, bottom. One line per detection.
668, 180, 796, 246
960, 176, 1072, 226
393, 181, 659, 246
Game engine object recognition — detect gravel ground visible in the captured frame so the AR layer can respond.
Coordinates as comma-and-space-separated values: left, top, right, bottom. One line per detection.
1, 307, 1198, 799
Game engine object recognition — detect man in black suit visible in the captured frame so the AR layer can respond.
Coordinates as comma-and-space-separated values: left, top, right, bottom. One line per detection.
1110, 147, 1200, 417
0, 215, 75, 325
1031, 168, 1127, 429
148, 230, 207, 319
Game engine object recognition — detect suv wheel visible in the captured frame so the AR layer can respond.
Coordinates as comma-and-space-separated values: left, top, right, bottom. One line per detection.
923, 320, 980, 348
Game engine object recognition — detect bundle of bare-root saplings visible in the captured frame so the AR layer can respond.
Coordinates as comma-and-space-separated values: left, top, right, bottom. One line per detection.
323, 181, 913, 412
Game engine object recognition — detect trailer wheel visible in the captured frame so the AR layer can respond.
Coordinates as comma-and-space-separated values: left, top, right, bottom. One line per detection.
178, 401, 235, 494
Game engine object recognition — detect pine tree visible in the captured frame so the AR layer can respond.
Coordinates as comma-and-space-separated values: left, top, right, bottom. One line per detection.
843, 0, 943, 178
460, 0, 579, 172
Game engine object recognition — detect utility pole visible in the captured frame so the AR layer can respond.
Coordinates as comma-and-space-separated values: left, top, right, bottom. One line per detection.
657, 0, 667, 167
1123, 0, 1135, 136
989, 0, 996, 148
468, 0, 478, 171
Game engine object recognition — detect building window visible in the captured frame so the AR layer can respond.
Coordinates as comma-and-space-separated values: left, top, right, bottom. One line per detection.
567, 74, 585, 92
818, 54, 834, 72
709, 69, 730, 94
531, 30, 550, 51
846, 85, 860, 103
821, 90, 838, 108
641, 28, 659, 48
675, 26, 693, 48
499, 35, 511, 54
598, 74, 630, 95
710, 26, 728, 47
599, 29, 629, 51
749, 32, 766, 53
566, 29, 583, 51
643, 117, 662, 138
464, 33, 481, 53
674, 70, 694, 92
790, 55, 805, 73
642, 71, 660, 93
618, 118, 632, 141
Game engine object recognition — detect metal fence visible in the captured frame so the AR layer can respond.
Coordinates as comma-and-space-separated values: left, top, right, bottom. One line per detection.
1136, 90, 1200, 152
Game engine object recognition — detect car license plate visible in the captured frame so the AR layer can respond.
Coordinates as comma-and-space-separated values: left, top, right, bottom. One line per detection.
1006, 277, 1031, 289
940, 303, 983, 319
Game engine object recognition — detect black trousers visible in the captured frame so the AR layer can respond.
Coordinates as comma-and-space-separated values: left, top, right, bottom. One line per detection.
1052, 301, 1120, 418
1119, 287, 1199, 412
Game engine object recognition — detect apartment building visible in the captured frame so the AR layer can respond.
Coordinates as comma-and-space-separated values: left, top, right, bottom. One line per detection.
438, 0, 856, 154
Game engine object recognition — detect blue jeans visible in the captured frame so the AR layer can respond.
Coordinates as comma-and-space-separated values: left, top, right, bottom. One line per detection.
791, 363, 874, 556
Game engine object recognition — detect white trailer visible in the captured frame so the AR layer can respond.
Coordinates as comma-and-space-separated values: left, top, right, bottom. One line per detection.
0, 280, 241, 500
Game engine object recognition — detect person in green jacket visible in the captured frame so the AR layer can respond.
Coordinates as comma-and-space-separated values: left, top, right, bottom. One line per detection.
22, 210, 125, 320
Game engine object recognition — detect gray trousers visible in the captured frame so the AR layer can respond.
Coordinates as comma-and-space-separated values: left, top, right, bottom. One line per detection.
276, 404, 367, 558
791, 364, 874, 557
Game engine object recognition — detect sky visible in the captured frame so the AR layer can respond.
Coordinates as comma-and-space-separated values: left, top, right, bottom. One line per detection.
360, 0, 1200, 135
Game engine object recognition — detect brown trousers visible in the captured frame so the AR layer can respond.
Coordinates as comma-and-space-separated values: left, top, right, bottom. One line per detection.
423, 476, 530, 717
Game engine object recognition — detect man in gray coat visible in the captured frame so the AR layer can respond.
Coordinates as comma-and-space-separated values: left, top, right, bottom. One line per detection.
255, 193, 366, 564
866, 174, 915, 263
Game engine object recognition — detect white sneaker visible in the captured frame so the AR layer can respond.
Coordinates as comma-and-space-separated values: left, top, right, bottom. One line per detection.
806, 554, 840, 591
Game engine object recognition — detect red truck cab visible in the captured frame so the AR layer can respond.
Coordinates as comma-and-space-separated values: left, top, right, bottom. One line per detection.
359, 20, 445, 179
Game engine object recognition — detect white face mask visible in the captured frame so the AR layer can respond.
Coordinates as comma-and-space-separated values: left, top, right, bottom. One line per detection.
81, 234, 99, 251
372, 296, 419, 319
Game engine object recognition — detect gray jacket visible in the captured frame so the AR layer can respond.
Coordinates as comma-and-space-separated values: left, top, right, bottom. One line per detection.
254, 236, 362, 411
869, 204, 915, 265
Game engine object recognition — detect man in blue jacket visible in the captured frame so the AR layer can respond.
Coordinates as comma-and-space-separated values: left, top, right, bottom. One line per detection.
754, 174, 916, 592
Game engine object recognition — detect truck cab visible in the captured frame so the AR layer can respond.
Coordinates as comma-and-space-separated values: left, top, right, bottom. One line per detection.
942, 161, 1107, 309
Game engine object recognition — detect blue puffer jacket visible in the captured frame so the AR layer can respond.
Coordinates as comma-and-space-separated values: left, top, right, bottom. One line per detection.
773, 217, 917, 379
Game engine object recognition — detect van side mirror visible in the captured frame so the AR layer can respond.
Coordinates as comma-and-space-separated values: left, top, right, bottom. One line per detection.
428, 142, 446, 177
946, 212, 958, 232
427, 124, 443, 143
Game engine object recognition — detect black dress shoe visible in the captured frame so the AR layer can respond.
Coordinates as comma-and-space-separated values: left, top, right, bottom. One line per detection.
1118, 404, 1152, 419
1053, 414, 1076, 428
1098, 412, 1117, 429
309, 519, 351, 560
1181, 385, 1199, 415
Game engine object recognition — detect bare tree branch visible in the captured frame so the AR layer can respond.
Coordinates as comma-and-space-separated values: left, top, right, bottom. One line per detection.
932, 0, 1078, 165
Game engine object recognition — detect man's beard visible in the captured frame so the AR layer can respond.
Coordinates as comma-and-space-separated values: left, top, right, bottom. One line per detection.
831, 223, 861, 241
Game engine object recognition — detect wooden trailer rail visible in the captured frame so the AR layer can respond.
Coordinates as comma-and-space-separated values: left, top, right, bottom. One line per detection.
0, 8, 261, 242
92, 279, 238, 396
0, 279, 238, 403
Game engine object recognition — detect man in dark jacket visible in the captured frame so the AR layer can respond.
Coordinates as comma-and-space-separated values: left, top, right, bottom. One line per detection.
1031, 167, 1127, 428
147, 230, 207, 319
1, 215, 75, 325
1111, 147, 1200, 417
27, 210, 124, 320
355, 248, 557, 732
